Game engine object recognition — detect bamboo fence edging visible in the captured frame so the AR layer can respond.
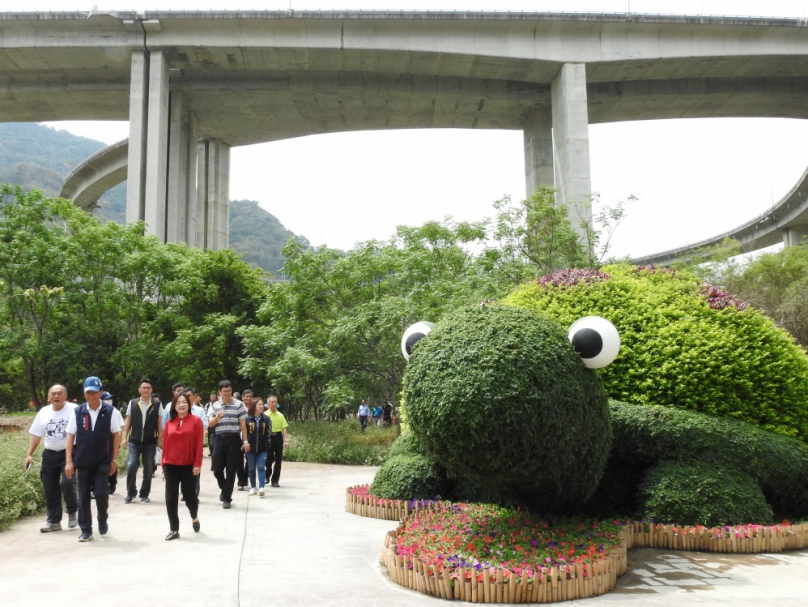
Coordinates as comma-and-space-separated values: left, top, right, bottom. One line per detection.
380, 526, 631, 603
345, 485, 441, 521
377, 518, 808, 603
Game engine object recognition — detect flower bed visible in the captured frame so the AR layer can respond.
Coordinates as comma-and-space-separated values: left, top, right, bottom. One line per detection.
374, 500, 808, 603
380, 503, 629, 602
345, 484, 440, 521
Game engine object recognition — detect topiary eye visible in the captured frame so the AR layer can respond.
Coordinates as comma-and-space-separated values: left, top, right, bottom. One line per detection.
401, 321, 436, 360
568, 316, 621, 369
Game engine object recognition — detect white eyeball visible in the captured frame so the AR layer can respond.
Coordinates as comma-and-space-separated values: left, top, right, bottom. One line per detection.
401, 321, 436, 360
568, 316, 620, 369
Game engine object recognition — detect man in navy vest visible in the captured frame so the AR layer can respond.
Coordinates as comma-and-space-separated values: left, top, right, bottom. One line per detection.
65, 376, 122, 542
121, 378, 163, 503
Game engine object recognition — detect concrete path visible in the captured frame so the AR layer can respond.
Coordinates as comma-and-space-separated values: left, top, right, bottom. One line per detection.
0, 459, 806, 607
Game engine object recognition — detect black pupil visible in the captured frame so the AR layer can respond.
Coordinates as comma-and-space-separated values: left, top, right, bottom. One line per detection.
405, 332, 426, 355
571, 328, 603, 359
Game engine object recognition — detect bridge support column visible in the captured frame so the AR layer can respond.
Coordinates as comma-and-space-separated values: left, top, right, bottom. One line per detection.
196, 139, 230, 251
166, 91, 198, 245
783, 225, 808, 247
125, 51, 148, 225
523, 107, 554, 194
144, 50, 170, 241
551, 63, 592, 239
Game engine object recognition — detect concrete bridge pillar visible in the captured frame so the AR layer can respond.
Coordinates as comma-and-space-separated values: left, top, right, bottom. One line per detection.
166, 91, 198, 245
783, 225, 808, 247
196, 139, 230, 251
551, 63, 593, 239
523, 107, 554, 194
125, 50, 148, 225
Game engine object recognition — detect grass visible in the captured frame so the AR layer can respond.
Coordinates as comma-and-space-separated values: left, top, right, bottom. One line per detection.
0, 430, 45, 530
286, 419, 398, 466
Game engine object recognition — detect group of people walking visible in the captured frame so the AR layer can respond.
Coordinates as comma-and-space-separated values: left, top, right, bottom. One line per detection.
356, 399, 395, 433
25, 376, 289, 542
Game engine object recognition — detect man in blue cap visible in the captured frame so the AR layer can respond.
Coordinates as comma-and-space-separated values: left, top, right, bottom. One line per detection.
65, 377, 122, 542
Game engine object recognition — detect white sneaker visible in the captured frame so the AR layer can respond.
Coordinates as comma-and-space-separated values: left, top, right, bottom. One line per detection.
248, 488, 257, 496
258, 487, 265, 497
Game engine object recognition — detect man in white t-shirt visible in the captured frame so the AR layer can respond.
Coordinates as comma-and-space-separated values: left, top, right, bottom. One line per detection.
25, 384, 79, 533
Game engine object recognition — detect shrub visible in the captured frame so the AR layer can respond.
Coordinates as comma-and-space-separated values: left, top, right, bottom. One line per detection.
0, 431, 45, 529
386, 431, 423, 459
369, 453, 446, 499
504, 263, 808, 440
608, 400, 808, 519
285, 419, 397, 466
403, 305, 611, 510
637, 460, 773, 526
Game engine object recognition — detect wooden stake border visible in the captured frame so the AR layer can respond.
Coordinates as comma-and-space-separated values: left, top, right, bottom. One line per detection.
345, 484, 441, 521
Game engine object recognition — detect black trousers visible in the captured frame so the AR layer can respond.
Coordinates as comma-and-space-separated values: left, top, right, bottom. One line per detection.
164, 464, 199, 532
212, 434, 242, 503
267, 433, 285, 485
40, 449, 78, 524
76, 462, 110, 533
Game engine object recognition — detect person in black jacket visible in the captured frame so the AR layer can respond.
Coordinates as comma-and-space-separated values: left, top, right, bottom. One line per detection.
243, 390, 271, 497
65, 376, 122, 542
121, 379, 164, 503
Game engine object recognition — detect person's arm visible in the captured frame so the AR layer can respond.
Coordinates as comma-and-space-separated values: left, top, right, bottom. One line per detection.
24, 435, 41, 469
110, 430, 121, 476
122, 413, 131, 450
282, 417, 290, 450
193, 417, 203, 474
65, 435, 75, 479
240, 418, 251, 452
157, 405, 164, 448
209, 407, 224, 427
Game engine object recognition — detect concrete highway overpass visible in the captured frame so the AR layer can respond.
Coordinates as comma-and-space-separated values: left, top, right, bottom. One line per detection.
2, 10, 808, 251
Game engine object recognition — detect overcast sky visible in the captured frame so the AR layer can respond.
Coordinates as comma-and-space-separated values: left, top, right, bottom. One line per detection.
26, 0, 808, 258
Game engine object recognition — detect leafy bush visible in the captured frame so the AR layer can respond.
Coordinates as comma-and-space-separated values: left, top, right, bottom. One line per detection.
285, 419, 397, 466
370, 453, 446, 499
403, 305, 611, 509
637, 460, 773, 526
386, 431, 423, 459
504, 263, 808, 440
608, 400, 808, 519
0, 431, 45, 529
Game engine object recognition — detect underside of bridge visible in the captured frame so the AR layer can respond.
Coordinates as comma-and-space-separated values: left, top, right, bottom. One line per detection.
2, 10, 808, 251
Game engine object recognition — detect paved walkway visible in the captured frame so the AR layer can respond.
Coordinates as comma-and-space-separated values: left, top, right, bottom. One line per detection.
0, 459, 806, 606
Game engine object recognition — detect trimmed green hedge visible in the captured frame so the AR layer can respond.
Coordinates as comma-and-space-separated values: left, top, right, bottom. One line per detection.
504, 264, 808, 440
369, 453, 446, 500
608, 400, 808, 519
403, 305, 611, 510
386, 431, 422, 459
638, 460, 773, 526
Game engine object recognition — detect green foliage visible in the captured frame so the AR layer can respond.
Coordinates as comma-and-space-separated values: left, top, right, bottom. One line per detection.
370, 453, 446, 500
504, 263, 808, 440
0, 431, 45, 530
638, 460, 773, 526
386, 431, 423, 459
447, 476, 521, 507
608, 400, 808, 519
403, 305, 611, 510
239, 219, 512, 421
285, 420, 397, 466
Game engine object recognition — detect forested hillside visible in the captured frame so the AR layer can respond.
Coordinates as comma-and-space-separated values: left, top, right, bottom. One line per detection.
0, 122, 304, 274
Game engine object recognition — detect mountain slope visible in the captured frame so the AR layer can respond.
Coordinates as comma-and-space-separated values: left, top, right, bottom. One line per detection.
0, 122, 305, 274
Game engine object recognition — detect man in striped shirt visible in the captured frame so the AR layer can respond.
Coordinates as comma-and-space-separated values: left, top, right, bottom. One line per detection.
206, 380, 249, 509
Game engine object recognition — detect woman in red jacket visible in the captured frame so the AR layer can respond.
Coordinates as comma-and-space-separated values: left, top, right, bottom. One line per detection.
162, 392, 203, 540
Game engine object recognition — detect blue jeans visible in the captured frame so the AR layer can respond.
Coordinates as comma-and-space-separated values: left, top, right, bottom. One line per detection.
246, 451, 268, 489
126, 442, 156, 498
